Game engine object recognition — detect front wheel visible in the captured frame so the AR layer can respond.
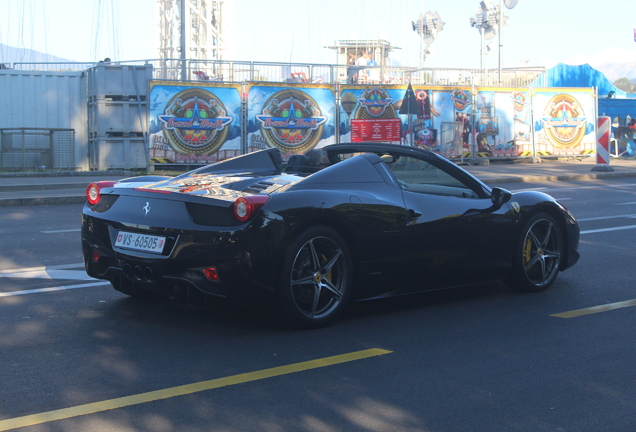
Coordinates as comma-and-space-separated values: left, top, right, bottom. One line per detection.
508, 213, 563, 292
278, 226, 353, 328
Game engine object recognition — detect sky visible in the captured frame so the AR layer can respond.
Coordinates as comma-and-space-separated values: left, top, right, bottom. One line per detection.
1, 0, 636, 72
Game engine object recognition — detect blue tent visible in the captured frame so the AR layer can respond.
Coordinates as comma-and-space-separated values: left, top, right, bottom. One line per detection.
532, 63, 634, 97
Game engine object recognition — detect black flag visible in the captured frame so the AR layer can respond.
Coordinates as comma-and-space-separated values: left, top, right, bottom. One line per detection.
399, 83, 423, 116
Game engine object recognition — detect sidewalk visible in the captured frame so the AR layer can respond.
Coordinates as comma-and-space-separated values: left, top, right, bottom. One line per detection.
1, 158, 636, 207
0, 171, 135, 207
463, 156, 636, 184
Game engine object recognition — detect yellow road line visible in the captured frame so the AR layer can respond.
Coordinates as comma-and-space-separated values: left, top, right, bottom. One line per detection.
551, 299, 636, 318
0, 348, 391, 431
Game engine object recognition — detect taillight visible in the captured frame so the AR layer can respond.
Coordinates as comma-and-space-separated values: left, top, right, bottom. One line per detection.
86, 181, 116, 205
233, 195, 270, 222
91, 249, 101, 263
203, 267, 220, 282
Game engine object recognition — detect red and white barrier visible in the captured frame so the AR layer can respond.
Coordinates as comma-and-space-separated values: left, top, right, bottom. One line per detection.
593, 116, 614, 172
597, 116, 611, 165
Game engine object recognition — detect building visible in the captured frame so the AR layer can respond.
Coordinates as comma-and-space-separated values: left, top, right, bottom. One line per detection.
157, 0, 235, 80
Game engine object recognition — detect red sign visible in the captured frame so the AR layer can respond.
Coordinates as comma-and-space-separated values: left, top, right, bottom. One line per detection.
351, 119, 401, 142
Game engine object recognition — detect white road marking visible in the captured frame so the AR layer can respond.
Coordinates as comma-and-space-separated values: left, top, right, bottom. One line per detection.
615, 202, 636, 206
580, 224, 636, 235
0, 264, 88, 280
0, 263, 85, 273
577, 214, 636, 222
0, 263, 109, 297
0, 269, 94, 280
1, 263, 91, 281
41, 229, 81, 234
0, 281, 111, 297
537, 183, 636, 192
578, 212, 636, 234
511, 187, 548, 192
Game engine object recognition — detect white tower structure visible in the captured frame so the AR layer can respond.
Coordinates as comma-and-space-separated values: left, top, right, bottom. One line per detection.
157, 0, 234, 80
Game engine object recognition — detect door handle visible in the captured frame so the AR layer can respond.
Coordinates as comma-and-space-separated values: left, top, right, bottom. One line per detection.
397, 210, 422, 224
408, 209, 422, 219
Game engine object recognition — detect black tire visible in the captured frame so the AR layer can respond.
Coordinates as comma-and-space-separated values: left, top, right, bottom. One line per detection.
278, 226, 353, 328
508, 212, 563, 292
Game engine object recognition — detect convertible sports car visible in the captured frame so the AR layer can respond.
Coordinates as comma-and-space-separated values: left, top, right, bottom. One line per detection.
81, 143, 580, 327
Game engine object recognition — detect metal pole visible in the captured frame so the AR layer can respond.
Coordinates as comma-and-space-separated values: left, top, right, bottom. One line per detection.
180, 0, 187, 81
471, 80, 476, 162
420, 21, 424, 69
480, 27, 484, 81
529, 86, 536, 160
498, 0, 503, 84
132, 66, 150, 171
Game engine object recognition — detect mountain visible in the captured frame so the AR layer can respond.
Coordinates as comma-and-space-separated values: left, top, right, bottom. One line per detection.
1, 42, 634, 85
594, 60, 636, 82
0, 43, 76, 65
550, 47, 636, 83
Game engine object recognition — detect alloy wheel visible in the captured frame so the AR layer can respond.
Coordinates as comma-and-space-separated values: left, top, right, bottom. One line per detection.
289, 235, 348, 320
521, 216, 562, 289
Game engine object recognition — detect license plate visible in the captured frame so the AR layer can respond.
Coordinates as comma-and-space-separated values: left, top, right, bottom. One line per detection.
115, 231, 166, 254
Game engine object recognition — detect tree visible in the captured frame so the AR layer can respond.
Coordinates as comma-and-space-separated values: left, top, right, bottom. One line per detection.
613, 77, 635, 93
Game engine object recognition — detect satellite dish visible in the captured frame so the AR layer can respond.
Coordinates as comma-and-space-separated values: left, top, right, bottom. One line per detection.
504, 0, 519, 8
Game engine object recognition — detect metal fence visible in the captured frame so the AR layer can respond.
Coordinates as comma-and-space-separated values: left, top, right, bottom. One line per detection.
11, 59, 546, 87
0, 128, 75, 171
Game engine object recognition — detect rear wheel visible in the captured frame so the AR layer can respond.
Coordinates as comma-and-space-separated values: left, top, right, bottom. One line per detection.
278, 226, 352, 328
509, 213, 563, 292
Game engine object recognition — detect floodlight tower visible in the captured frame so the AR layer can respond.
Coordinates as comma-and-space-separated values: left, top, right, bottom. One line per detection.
412, 11, 445, 68
470, 1, 499, 72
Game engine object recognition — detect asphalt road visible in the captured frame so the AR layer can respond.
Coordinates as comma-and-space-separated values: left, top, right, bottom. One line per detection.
0, 178, 635, 432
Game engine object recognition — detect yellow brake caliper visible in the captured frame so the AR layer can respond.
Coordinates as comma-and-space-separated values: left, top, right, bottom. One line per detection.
523, 236, 532, 265
321, 254, 332, 281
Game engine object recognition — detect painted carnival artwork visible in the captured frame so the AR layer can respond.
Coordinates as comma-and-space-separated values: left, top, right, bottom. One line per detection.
148, 82, 242, 164
248, 83, 337, 158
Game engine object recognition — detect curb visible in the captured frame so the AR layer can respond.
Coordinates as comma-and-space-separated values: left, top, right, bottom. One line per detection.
0, 196, 86, 207
0, 184, 88, 192
479, 170, 636, 184
3, 170, 636, 208
0, 170, 136, 178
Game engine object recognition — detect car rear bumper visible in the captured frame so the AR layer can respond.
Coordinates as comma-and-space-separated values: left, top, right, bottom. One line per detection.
81, 212, 285, 305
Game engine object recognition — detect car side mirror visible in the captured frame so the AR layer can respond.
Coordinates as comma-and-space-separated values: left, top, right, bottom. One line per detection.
380, 154, 396, 164
491, 187, 512, 205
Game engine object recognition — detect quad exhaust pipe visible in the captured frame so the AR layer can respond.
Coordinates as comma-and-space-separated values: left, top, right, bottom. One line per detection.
122, 262, 155, 282
143, 266, 153, 281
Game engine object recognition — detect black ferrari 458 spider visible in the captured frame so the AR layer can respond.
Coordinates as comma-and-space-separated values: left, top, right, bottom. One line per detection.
82, 143, 580, 327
